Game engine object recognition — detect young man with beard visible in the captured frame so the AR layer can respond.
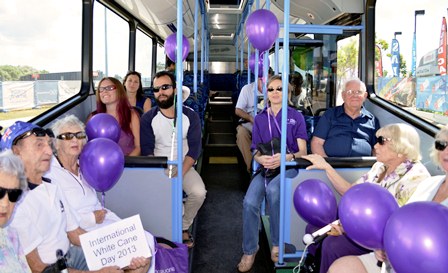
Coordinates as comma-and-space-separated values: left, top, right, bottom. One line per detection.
140, 71, 206, 248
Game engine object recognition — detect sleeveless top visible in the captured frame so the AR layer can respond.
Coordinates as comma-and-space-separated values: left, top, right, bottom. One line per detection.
118, 129, 135, 156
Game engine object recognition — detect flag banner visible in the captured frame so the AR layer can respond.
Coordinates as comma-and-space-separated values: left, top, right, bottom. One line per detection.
437, 17, 447, 76
391, 39, 400, 77
416, 75, 448, 115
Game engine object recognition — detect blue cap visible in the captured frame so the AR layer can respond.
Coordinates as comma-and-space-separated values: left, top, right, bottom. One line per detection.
0, 121, 40, 151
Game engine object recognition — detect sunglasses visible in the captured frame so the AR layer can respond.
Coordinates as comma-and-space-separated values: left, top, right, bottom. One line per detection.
98, 85, 117, 92
377, 136, 392, 145
435, 140, 448, 151
0, 187, 23, 203
153, 84, 173, 93
13, 127, 54, 146
267, 87, 282, 92
57, 132, 87, 141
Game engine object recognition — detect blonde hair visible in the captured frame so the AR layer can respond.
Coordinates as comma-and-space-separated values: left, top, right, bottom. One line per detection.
430, 126, 448, 168
376, 123, 421, 161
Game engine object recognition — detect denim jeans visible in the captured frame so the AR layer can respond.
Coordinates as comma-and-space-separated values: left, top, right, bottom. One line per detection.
242, 168, 297, 254
66, 245, 88, 270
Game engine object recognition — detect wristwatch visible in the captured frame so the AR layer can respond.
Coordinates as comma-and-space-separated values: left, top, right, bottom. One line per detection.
290, 153, 296, 161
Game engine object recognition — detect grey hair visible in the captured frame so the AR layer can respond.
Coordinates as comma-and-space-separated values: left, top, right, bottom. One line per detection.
430, 126, 448, 168
51, 115, 86, 137
343, 78, 367, 92
0, 150, 27, 190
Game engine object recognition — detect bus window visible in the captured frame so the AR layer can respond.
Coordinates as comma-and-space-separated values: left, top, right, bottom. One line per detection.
336, 35, 360, 106
136, 29, 154, 87
93, 4, 129, 82
156, 43, 166, 72
0, 0, 81, 130
375, 0, 448, 126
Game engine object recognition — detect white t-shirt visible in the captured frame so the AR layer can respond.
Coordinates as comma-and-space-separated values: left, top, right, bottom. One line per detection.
45, 157, 121, 231
10, 181, 79, 264
235, 82, 264, 132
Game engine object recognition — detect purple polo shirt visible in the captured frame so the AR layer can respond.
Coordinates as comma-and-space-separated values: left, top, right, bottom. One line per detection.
251, 106, 308, 153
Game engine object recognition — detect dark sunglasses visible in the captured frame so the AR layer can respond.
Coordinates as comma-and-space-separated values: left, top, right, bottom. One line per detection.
377, 136, 392, 145
267, 87, 282, 92
57, 132, 87, 141
435, 140, 448, 151
0, 187, 23, 203
13, 127, 54, 146
153, 84, 173, 93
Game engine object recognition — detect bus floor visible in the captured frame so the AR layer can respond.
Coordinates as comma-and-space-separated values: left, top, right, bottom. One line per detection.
191, 160, 275, 273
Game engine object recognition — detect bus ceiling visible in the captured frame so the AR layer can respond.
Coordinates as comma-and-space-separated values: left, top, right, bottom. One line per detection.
109, 0, 364, 61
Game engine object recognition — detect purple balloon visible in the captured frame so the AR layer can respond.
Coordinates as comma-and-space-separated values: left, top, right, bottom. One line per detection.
339, 183, 398, 250
246, 9, 279, 52
293, 179, 338, 228
384, 202, 448, 273
79, 138, 124, 192
164, 33, 190, 62
86, 113, 120, 143
248, 53, 270, 78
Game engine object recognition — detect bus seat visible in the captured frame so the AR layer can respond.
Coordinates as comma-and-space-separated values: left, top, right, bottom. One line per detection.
286, 157, 376, 251
101, 156, 176, 240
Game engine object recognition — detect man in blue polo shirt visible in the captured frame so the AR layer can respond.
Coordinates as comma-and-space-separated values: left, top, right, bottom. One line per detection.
310, 78, 379, 157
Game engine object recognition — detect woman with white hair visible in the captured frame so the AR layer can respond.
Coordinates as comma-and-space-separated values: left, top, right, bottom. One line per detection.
0, 150, 31, 273
329, 125, 448, 273
302, 123, 431, 273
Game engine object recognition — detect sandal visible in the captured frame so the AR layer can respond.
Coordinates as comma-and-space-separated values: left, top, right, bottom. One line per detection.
182, 230, 195, 248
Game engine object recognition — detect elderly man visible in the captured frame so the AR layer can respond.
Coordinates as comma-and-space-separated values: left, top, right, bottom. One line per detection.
1, 121, 148, 273
311, 78, 380, 157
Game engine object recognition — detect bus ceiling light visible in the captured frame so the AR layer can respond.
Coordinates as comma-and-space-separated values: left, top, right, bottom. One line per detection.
307, 13, 315, 20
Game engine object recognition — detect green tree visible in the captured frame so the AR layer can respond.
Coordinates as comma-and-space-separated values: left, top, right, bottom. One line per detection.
337, 36, 359, 81
0, 65, 47, 81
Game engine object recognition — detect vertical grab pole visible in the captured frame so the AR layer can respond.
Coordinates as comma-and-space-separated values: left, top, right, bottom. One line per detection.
279, 0, 291, 264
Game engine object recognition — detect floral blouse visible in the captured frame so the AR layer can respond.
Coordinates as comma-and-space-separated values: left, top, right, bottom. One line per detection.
355, 160, 431, 206
0, 225, 31, 273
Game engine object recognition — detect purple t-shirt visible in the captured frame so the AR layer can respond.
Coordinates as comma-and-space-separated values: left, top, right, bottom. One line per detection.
251, 106, 308, 153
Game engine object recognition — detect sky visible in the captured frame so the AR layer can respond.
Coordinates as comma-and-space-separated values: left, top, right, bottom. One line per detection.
0, 0, 447, 77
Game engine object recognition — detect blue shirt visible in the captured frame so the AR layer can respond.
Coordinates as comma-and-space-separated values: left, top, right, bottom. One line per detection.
251, 107, 308, 153
313, 105, 379, 157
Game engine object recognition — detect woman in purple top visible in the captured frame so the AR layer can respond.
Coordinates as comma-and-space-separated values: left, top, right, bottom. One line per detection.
89, 77, 141, 156
238, 75, 308, 272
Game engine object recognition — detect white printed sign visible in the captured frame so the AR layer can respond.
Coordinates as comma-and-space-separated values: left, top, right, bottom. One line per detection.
80, 215, 151, 270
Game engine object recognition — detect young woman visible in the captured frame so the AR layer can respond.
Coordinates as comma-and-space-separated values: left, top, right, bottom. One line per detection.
123, 71, 151, 115
90, 77, 141, 156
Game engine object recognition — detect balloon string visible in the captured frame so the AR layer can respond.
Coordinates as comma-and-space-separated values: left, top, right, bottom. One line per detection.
292, 243, 311, 273
101, 192, 105, 208
168, 129, 176, 178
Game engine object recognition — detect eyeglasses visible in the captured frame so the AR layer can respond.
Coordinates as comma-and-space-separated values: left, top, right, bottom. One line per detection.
377, 136, 392, 145
13, 127, 54, 146
267, 87, 282, 92
98, 85, 117, 92
0, 187, 23, 203
435, 140, 448, 151
153, 84, 173, 93
56, 132, 87, 141
344, 90, 365, 96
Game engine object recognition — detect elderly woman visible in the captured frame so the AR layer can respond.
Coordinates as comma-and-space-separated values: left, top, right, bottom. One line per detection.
328, 125, 448, 273
237, 75, 308, 272
45, 115, 153, 273
0, 150, 31, 273
302, 123, 431, 273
